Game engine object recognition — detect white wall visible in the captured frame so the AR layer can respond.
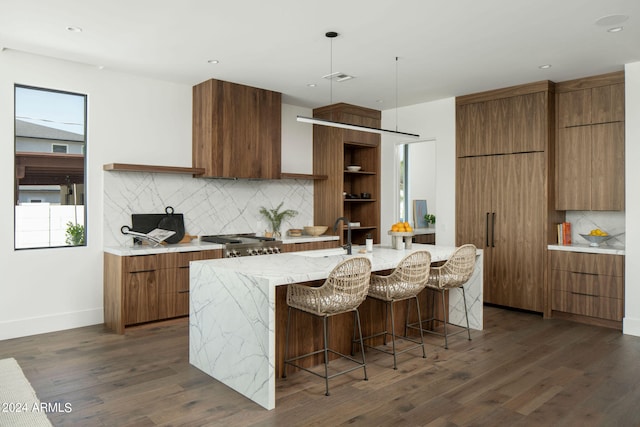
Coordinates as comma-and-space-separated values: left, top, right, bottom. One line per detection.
281, 104, 312, 174
0, 50, 193, 340
624, 61, 640, 337
380, 98, 456, 247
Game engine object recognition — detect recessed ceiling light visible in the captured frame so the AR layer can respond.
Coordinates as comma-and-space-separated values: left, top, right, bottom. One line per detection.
307, 83, 316, 88
207, 59, 219, 64
66, 26, 82, 33
538, 64, 552, 69
607, 26, 624, 33
595, 14, 629, 26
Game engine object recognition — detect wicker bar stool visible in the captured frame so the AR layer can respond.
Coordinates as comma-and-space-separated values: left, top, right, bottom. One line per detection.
358, 250, 431, 370
283, 256, 372, 396
409, 244, 476, 349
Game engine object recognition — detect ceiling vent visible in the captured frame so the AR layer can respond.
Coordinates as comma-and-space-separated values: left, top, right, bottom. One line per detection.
322, 71, 355, 82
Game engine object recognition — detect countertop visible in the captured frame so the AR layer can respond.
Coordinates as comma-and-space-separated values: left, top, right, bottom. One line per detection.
191, 244, 479, 286
548, 244, 625, 256
104, 235, 339, 256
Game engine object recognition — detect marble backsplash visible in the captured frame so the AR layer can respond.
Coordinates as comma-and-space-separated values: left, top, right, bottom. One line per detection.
565, 210, 625, 246
103, 172, 314, 247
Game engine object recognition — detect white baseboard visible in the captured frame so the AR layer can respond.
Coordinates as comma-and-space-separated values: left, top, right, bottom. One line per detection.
623, 316, 640, 337
0, 308, 103, 341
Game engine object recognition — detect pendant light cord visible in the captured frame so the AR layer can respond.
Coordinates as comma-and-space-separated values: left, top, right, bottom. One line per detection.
330, 36, 334, 104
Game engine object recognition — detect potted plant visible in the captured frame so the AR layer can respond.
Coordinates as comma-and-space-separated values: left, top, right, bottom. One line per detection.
424, 214, 436, 227
259, 202, 298, 237
65, 221, 85, 245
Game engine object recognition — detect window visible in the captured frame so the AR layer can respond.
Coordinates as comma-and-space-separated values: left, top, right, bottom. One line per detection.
51, 143, 69, 153
14, 85, 87, 249
396, 139, 437, 227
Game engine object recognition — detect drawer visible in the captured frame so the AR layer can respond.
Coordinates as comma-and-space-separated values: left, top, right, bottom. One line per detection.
552, 290, 623, 321
124, 254, 157, 273
551, 270, 624, 299
550, 251, 623, 276
157, 251, 207, 269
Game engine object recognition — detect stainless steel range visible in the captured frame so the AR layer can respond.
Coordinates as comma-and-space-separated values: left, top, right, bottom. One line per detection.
200, 233, 282, 257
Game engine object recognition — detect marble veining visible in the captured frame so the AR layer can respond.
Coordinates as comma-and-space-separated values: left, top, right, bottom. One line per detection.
189, 244, 483, 410
565, 210, 625, 247
103, 171, 314, 247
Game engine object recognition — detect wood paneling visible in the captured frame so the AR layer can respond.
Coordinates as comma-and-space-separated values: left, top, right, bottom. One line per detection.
549, 251, 624, 325
192, 79, 281, 179
456, 82, 556, 314
558, 90, 591, 127
591, 122, 625, 210
556, 126, 592, 210
280, 240, 339, 253
104, 249, 222, 333
313, 104, 381, 245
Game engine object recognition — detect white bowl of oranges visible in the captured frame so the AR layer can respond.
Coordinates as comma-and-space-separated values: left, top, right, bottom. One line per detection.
579, 229, 613, 247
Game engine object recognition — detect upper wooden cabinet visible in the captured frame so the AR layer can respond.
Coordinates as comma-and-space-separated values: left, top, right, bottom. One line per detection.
312, 103, 381, 245
192, 78, 282, 179
557, 72, 625, 127
456, 82, 550, 157
555, 71, 625, 211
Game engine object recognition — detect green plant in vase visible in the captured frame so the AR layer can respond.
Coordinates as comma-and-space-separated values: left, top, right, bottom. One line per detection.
424, 214, 436, 227
259, 202, 298, 237
65, 222, 85, 245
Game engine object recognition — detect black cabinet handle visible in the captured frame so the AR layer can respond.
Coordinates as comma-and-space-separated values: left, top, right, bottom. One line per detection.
177, 290, 190, 294
485, 212, 490, 247
491, 212, 496, 247
129, 269, 155, 274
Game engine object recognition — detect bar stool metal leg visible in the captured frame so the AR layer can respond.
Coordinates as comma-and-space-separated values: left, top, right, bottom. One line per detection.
462, 287, 471, 341
283, 306, 292, 379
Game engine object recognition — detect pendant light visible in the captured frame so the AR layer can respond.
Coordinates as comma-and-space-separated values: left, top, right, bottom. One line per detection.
297, 32, 420, 139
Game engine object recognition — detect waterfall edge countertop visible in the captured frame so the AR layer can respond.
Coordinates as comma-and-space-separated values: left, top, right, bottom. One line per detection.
189, 244, 484, 410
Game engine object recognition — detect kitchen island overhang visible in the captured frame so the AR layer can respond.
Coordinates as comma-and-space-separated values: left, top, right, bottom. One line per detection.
189, 244, 483, 410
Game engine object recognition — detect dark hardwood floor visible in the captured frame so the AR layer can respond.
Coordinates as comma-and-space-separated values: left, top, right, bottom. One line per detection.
2, 306, 640, 427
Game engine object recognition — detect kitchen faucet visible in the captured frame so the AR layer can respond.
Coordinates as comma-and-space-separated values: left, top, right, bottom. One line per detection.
333, 217, 352, 255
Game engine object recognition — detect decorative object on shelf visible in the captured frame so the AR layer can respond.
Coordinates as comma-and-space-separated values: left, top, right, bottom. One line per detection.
424, 214, 436, 227
346, 165, 362, 172
259, 202, 298, 238
296, 33, 420, 139
360, 192, 371, 199
303, 225, 328, 236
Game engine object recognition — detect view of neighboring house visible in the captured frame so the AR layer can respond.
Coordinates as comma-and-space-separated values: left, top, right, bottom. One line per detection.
14, 118, 85, 248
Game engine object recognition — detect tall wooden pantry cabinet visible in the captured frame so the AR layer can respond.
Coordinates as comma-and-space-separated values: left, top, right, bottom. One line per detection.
456, 81, 563, 313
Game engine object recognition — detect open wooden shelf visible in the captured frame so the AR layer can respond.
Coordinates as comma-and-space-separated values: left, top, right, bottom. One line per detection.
103, 163, 206, 175
280, 172, 328, 180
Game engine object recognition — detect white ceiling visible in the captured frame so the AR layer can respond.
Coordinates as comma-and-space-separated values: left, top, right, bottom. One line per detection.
1, 0, 639, 110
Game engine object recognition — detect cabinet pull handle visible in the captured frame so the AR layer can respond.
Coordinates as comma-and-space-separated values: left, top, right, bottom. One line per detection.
571, 291, 599, 297
570, 271, 598, 276
177, 290, 190, 294
491, 212, 496, 248
129, 269, 155, 274
485, 212, 490, 247
179, 266, 189, 269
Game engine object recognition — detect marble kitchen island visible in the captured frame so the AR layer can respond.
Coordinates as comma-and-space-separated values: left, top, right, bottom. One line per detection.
189, 244, 483, 409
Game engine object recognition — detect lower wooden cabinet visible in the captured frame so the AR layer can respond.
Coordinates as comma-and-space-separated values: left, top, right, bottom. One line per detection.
104, 249, 222, 333
413, 233, 436, 244
549, 250, 624, 328
280, 240, 339, 253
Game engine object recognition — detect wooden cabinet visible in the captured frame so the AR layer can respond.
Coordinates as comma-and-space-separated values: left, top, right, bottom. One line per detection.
556, 72, 625, 211
457, 153, 547, 312
280, 240, 339, 253
456, 81, 560, 313
313, 103, 381, 245
192, 78, 281, 179
550, 250, 624, 328
456, 88, 547, 157
413, 233, 436, 244
104, 249, 222, 333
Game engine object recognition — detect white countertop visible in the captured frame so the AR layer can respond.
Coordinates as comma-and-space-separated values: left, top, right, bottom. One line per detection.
191, 244, 474, 286
548, 244, 625, 256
